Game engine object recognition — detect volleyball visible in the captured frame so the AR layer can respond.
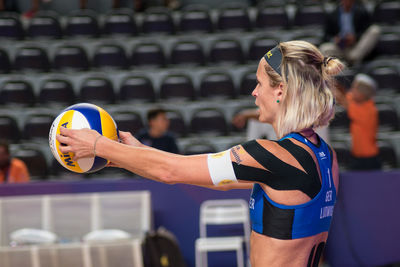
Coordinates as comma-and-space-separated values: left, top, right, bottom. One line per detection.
49, 103, 118, 173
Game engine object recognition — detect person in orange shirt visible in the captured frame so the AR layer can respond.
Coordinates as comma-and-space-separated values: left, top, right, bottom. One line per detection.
0, 140, 30, 183
342, 73, 381, 170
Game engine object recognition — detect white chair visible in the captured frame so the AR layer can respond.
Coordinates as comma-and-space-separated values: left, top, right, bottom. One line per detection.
195, 199, 250, 267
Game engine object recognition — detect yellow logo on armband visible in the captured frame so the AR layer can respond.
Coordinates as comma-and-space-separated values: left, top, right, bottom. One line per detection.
211, 151, 226, 159
218, 179, 234, 185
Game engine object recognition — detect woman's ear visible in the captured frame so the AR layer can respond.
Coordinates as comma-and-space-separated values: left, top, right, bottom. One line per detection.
276, 82, 284, 97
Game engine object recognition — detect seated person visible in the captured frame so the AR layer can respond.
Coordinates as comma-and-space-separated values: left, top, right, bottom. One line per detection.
320, 0, 380, 65
0, 140, 30, 183
136, 108, 179, 153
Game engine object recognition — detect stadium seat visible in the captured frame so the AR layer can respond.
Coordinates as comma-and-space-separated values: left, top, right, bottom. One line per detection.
209, 39, 244, 65
378, 141, 397, 169
38, 78, 75, 106
170, 40, 205, 66
179, 5, 213, 33
26, 11, 62, 39
93, 43, 129, 70
217, 4, 251, 32
160, 73, 196, 101
190, 108, 228, 136
131, 42, 166, 68
331, 142, 352, 170
200, 72, 235, 99
119, 75, 156, 103
0, 13, 24, 40
166, 109, 187, 138
65, 10, 99, 38
53, 44, 90, 72
377, 104, 399, 131
112, 111, 144, 134
375, 33, 400, 56
0, 48, 11, 74
141, 7, 174, 35
0, 115, 20, 142
183, 142, 217, 155
334, 68, 356, 90
255, 5, 289, 29
14, 46, 50, 73
0, 80, 35, 106
13, 147, 48, 179
80, 76, 115, 104
330, 108, 350, 133
248, 37, 276, 61
239, 70, 256, 96
293, 5, 326, 27
102, 9, 138, 36
368, 66, 400, 90
53, 44, 89, 71
23, 114, 55, 141
373, 1, 400, 24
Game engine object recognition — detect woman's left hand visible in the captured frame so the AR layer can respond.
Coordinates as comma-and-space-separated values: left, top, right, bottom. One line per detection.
56, 127, 100, 160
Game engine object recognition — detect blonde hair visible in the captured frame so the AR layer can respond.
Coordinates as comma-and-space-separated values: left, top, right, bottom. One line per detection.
265, 40, 345, 139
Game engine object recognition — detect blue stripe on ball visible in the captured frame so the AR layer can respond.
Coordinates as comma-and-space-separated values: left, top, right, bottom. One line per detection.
65, 103, 103, 135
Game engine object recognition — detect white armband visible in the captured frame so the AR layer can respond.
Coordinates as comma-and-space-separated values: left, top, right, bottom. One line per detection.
207, 150, 237, 186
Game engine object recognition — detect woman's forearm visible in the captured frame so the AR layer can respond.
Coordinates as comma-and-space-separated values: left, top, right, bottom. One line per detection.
95, 136, 211, 185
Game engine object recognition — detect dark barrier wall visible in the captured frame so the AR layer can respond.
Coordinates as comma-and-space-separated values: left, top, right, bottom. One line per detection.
1, 171, 400, 267
326, 170, 400, 267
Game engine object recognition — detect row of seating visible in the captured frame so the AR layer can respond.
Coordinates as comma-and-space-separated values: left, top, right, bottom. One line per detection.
1, 28, 399, 75
1, 96, 400, 144
1, 0, 399, 41
0, 38, 276, 73
1, 62, 400, 108
0, 66, 258, 106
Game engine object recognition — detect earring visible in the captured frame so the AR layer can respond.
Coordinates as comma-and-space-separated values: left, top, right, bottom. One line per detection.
277, 100, 280, 103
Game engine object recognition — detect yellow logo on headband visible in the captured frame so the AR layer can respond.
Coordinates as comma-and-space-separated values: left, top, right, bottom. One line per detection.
266, 50, 273, 59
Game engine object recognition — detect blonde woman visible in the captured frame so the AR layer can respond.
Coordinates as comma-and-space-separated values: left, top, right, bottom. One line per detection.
57, 40, 344, 267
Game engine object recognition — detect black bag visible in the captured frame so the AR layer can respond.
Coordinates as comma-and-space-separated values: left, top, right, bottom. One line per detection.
142, 227, 186, 267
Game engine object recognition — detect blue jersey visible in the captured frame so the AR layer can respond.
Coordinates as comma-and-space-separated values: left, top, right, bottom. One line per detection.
247, 133, 336, 239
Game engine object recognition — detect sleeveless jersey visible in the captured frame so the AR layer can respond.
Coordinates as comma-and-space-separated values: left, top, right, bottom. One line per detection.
248, 133, 337, 240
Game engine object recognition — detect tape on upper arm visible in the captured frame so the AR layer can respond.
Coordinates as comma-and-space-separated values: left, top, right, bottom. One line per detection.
207, 149, 237, 185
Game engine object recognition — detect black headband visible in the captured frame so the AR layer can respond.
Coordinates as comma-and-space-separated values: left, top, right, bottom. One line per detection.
264, 45, 283, 77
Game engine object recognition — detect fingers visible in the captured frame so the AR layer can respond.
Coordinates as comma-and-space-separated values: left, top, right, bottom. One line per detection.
58, 143, 72, 154
56, 134, 69, 144
59, 126, 74, 136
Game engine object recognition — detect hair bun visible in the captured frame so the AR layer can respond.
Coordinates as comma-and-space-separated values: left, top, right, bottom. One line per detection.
322, 56, 345, 77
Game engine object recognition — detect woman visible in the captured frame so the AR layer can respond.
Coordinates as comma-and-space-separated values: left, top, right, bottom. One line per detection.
57, 40, 344, 267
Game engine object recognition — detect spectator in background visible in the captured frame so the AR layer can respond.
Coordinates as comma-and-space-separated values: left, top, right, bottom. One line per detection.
136, 108, 179, 153
336, 74, 381, 170
0, 140, 30, 183
320, 0, 381, 65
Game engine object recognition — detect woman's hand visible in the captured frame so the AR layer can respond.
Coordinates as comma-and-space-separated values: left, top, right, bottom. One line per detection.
56, 127, 100, 160
118, 131, 143, 147
106, 131, 144, 168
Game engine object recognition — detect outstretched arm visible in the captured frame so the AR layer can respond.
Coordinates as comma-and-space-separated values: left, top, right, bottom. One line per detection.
57, 128, 253, 189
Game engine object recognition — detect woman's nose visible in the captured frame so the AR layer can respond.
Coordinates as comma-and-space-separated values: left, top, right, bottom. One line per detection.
251, 88, 258, 97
